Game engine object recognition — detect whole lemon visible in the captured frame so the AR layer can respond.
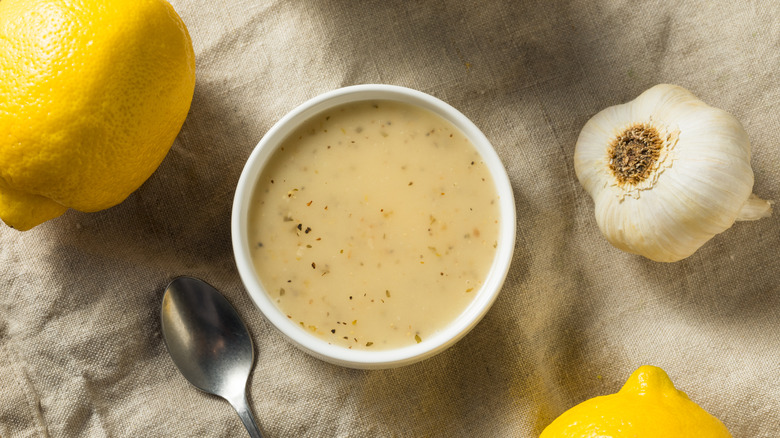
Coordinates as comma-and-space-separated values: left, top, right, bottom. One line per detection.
540, 365, 732, 437
0, 0, 195, 230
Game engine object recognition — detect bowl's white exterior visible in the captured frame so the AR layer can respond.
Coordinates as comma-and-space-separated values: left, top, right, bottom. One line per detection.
232, 84, 516, 369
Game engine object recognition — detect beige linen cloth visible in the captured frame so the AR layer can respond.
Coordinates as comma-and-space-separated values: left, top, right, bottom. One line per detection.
1, 0, 779, 436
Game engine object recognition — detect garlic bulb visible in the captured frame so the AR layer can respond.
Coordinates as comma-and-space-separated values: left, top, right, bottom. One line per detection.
574, 84, 772, 262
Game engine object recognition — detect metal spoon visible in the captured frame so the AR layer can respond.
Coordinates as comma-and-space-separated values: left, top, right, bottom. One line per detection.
161, 276, 264, 438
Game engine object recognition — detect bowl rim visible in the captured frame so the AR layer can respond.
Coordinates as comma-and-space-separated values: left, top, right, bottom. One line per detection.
231, 84, 516, 369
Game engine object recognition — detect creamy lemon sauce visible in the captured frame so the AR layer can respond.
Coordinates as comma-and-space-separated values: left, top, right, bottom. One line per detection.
249, 100, 499, 350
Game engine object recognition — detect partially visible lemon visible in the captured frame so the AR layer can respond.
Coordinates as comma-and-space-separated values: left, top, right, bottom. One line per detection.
0, 0, 195, 230
540, 365, 732, 437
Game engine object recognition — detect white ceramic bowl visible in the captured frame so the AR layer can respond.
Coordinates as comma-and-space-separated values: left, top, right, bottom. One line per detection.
232, 84, 515, 369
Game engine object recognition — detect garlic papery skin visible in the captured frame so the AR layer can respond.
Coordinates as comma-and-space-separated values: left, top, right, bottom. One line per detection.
574, 84, 772, 262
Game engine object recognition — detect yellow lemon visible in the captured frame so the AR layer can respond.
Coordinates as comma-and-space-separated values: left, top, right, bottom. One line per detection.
0, 0, 195, 230
540, 365, 732, 437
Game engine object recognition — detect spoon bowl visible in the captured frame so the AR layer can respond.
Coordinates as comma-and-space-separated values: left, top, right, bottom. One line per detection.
161, 276, 263, 438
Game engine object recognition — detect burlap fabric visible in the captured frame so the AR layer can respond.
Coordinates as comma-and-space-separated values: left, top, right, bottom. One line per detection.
1, 0, 778, 436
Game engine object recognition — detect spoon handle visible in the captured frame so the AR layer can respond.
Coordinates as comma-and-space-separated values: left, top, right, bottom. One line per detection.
228, 394, 264, 438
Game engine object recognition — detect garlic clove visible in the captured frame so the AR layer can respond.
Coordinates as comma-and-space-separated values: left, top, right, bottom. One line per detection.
737, 194, 773, 221
575, 84, 772, 262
